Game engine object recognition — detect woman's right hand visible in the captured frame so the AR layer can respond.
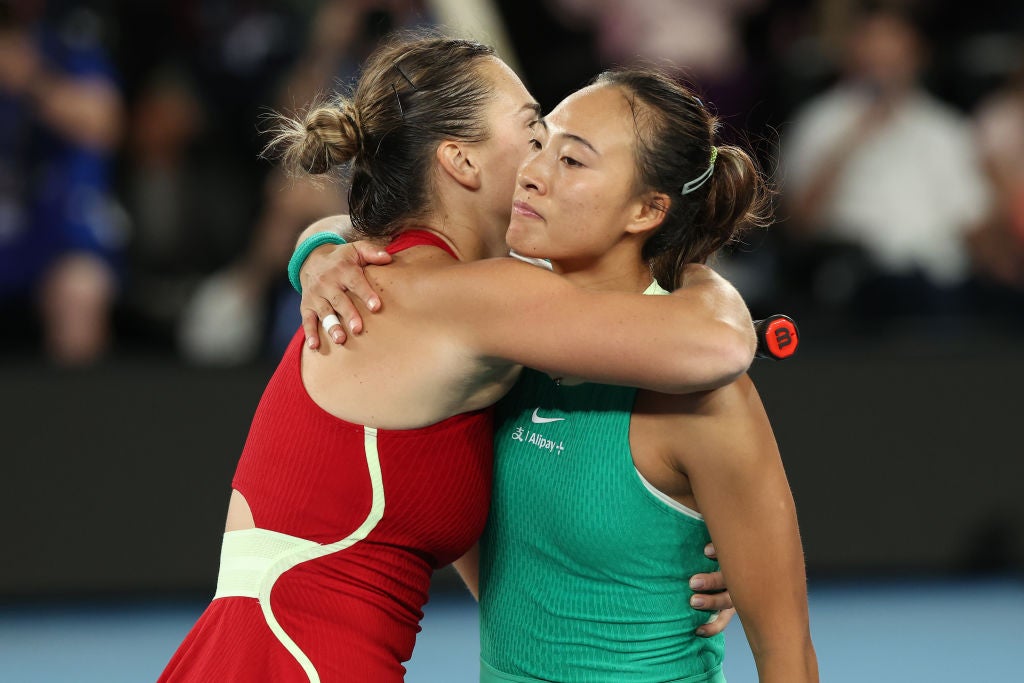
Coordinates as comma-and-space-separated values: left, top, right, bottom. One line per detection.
300, 241, 392, 348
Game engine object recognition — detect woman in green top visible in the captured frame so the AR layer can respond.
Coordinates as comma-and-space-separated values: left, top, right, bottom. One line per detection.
295, 64, 815, 681
463, 70, 818, 682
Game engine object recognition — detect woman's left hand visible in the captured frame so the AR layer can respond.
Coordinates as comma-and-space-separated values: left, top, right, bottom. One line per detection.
300, 240, 392, 347
689, 542, 736, 637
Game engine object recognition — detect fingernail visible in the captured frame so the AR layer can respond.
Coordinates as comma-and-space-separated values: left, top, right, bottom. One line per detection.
704, 544, 716, 557
307, 337, 316, 348
696, 628, 707, 636
378, 251, 388, 257
689, 578, 705, 590
369, 298, 379, 311
690, 596, 706, 608
349, 320, 359, 332
332, 331, 343, 343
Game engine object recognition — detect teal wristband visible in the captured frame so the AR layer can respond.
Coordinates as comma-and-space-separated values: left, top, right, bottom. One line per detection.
288, 231, 347, 294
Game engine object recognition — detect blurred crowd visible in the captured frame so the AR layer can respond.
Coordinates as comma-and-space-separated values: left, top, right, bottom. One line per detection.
2, 0, 1023, 368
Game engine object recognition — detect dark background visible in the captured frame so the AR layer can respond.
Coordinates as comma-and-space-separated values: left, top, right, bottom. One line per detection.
3, 332, 1022, 597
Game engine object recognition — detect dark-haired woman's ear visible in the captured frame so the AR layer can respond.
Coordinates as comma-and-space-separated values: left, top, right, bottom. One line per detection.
625, 191, 671, 236
436, 141, 482, 190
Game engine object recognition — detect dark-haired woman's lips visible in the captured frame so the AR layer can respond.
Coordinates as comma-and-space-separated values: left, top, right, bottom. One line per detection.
513, 200, 542, 220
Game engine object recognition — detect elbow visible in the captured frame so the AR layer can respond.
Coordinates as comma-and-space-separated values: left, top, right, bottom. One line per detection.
706, 319, 756, 389
706, 278, 757, 385
665, 320, 754, 393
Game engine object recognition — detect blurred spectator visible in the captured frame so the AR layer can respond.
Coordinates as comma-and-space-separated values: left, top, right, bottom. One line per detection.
108, 1, 309, 355
117, 65, 237, 349
546, 0, 764, 121
492, 0, 599, 112
780, 4, 991, 321
0, 0, 124, 365
971, 48, 1024, 309
178, 0, 428, 365
552, 0, 761, 80
512, 0, 781, 315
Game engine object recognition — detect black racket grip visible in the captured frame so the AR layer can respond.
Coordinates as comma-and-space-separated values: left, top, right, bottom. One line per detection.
754, 314, 799, 360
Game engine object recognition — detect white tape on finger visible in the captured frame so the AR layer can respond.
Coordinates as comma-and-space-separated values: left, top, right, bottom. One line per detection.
322, 314, 342, 332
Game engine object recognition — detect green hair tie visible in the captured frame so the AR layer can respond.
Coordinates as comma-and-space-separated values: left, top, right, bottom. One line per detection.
681, 146, 718, 195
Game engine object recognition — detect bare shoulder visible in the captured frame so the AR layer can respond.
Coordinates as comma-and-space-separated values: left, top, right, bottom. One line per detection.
637, 374, 775, 474
637, 374, 760, 418
699, 374, 763, 414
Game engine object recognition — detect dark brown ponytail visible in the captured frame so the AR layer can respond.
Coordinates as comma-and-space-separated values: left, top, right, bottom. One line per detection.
594, 68, 772, 290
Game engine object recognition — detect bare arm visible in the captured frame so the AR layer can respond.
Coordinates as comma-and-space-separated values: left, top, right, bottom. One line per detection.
677, 376, 817, 682
428, 257, 755, 394
452, 543, 481, 601
675, 263, 757, 374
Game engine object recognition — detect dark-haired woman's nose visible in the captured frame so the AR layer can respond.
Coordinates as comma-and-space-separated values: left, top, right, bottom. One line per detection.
517, 158, 547, 195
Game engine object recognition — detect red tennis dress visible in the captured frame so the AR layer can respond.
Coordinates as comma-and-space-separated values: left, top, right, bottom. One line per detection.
158, 231, 494, 682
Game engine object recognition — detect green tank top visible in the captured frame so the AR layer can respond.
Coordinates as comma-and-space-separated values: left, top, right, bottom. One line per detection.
478, 284, 726, 683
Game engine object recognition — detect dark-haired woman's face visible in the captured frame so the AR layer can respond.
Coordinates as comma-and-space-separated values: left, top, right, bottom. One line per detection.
507, 84, 645, 266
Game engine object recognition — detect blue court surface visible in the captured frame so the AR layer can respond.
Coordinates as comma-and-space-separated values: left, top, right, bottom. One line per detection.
2, 577, 1021, 682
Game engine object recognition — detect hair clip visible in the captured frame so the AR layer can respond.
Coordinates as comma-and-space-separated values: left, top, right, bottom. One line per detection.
342, 111, 363, 150
393, 60, 418, 91
681, 146, 718, 195
391, 84, 406, 119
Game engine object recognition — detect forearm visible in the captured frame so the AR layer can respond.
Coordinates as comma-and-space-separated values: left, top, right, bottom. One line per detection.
726, 539, 816, 683
752, 639, 819, 683
664, 265, 755, 391
450, 259, 754, 394
294, 214, 357, 249
681, 379, 817, 681
452, 544, 481, 601
709, 486, 815, 683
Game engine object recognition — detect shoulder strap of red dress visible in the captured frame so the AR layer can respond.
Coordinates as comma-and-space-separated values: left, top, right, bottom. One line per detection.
386, 229, 459, 260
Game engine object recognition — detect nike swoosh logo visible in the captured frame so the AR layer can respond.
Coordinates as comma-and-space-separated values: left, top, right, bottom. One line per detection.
531, 408, 566, 424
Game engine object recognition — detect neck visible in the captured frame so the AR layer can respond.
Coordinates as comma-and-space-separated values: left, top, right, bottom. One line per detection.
409, 211, 505, 263
550, 240, 652, 293
419, 184, 510, 261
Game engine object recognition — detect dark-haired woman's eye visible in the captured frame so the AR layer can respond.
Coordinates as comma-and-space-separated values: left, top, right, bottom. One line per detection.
561, 156, 582, 168
528, 138, 542, 150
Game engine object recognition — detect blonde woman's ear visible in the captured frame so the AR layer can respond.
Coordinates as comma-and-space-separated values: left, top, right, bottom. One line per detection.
435, 141, 482, 190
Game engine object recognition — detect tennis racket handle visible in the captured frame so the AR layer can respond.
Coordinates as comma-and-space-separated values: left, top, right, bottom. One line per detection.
754, 314, 800, 360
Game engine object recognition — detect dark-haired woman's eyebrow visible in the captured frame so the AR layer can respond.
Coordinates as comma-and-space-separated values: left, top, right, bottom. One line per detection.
560, 132, 598, 155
